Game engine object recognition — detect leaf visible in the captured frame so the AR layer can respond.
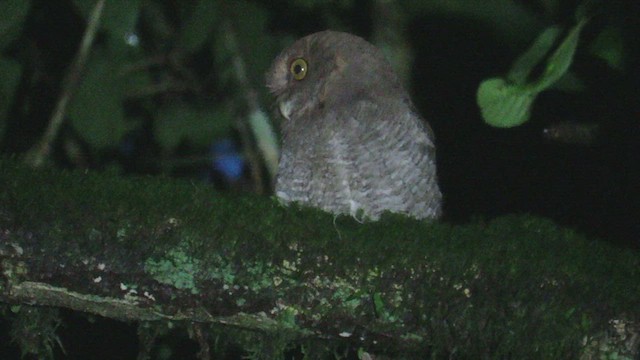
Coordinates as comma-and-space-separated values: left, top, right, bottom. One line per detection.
589, 26, 625, 70
0, 0, 30, 50
67, 0, 149, 149
154, 102, 233, 151
478, 19, 588, 128
477, 78, 535, 128
533, 19, 588, 91
249, 110, 279, 179
68, 55, 137, 148
550, 71, 585, 93
74, 0, 142, 52
220, 1, 279, 85
373, 293, 385, 315
178, 0, 219, 53
507, 26, 561, 85
103, 0, 141, 37
0, 57, 22, 138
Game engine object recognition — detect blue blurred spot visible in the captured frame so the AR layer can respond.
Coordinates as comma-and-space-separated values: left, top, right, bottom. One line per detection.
211, 139, 244, 181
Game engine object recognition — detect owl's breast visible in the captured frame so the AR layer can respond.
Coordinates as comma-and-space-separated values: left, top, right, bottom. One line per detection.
275, 99, 441, 220
275, 126, 356, 216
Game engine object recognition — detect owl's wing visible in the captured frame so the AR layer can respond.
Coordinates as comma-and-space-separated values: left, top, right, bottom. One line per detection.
324, 98, 441, 219
330, 98, 436, 166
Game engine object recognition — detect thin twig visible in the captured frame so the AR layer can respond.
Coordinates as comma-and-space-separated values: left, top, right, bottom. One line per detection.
25, 0, 106, 167
219, 15, 280, 193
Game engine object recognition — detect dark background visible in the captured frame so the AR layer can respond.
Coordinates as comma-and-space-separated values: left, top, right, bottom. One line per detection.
0, 0, 638, 358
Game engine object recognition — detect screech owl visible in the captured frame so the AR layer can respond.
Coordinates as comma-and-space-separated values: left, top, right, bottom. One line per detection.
266, 30, 442, 221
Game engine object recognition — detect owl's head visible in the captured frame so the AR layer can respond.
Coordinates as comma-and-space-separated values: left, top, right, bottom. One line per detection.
266, 30, 405, 121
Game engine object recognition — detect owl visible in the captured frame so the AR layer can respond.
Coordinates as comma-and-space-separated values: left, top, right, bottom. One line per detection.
266, 30, 442, 221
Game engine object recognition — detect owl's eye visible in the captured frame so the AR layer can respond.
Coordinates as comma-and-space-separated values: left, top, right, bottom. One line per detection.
289, 58, 308, 80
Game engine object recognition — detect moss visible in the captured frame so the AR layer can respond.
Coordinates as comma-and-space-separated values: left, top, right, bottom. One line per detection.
145, 245, 200, 294
1, 158, 639, 358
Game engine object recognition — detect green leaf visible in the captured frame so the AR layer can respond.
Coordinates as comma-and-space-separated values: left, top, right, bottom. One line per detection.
216, 1, 278, 86
550, 71, 585, 93
74, 0, 142, 52
507, 26, 561, 85
589, 26, 625, 70
0, 0, 30, 50
373, 292, 385, 315
154, 102, 233, 151
178, 0, 219, 52
276, 306, 298, 327
0, 57, 22, 138
478, 19, 588, 128
249, 110, 279, 179
477, 78, 535, 128
68, 55, 137, 148
534, 19, 588, 91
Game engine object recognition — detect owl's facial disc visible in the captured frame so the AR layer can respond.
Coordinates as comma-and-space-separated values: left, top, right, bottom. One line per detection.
276, 57, 309, 120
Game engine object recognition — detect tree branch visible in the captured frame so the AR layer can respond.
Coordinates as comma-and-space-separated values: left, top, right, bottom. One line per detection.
0, 158, 638, 358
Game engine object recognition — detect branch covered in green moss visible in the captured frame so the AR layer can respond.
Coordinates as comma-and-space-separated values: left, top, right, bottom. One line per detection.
0, 158, 638, 359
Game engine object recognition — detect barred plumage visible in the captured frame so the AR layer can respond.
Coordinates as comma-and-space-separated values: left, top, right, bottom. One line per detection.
266, 31, 442, 221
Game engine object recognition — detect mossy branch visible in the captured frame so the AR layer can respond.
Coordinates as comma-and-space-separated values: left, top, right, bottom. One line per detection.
0, 158, 638, 359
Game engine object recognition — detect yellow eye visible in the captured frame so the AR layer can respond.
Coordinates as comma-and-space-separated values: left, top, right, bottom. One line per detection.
289, 58, 308, 80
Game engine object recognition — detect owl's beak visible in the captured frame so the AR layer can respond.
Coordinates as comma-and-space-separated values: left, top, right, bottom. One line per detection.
278, 100, 293, 121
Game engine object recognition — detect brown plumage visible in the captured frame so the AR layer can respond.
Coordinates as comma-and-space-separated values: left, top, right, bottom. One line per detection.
266, 30, 442, 221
